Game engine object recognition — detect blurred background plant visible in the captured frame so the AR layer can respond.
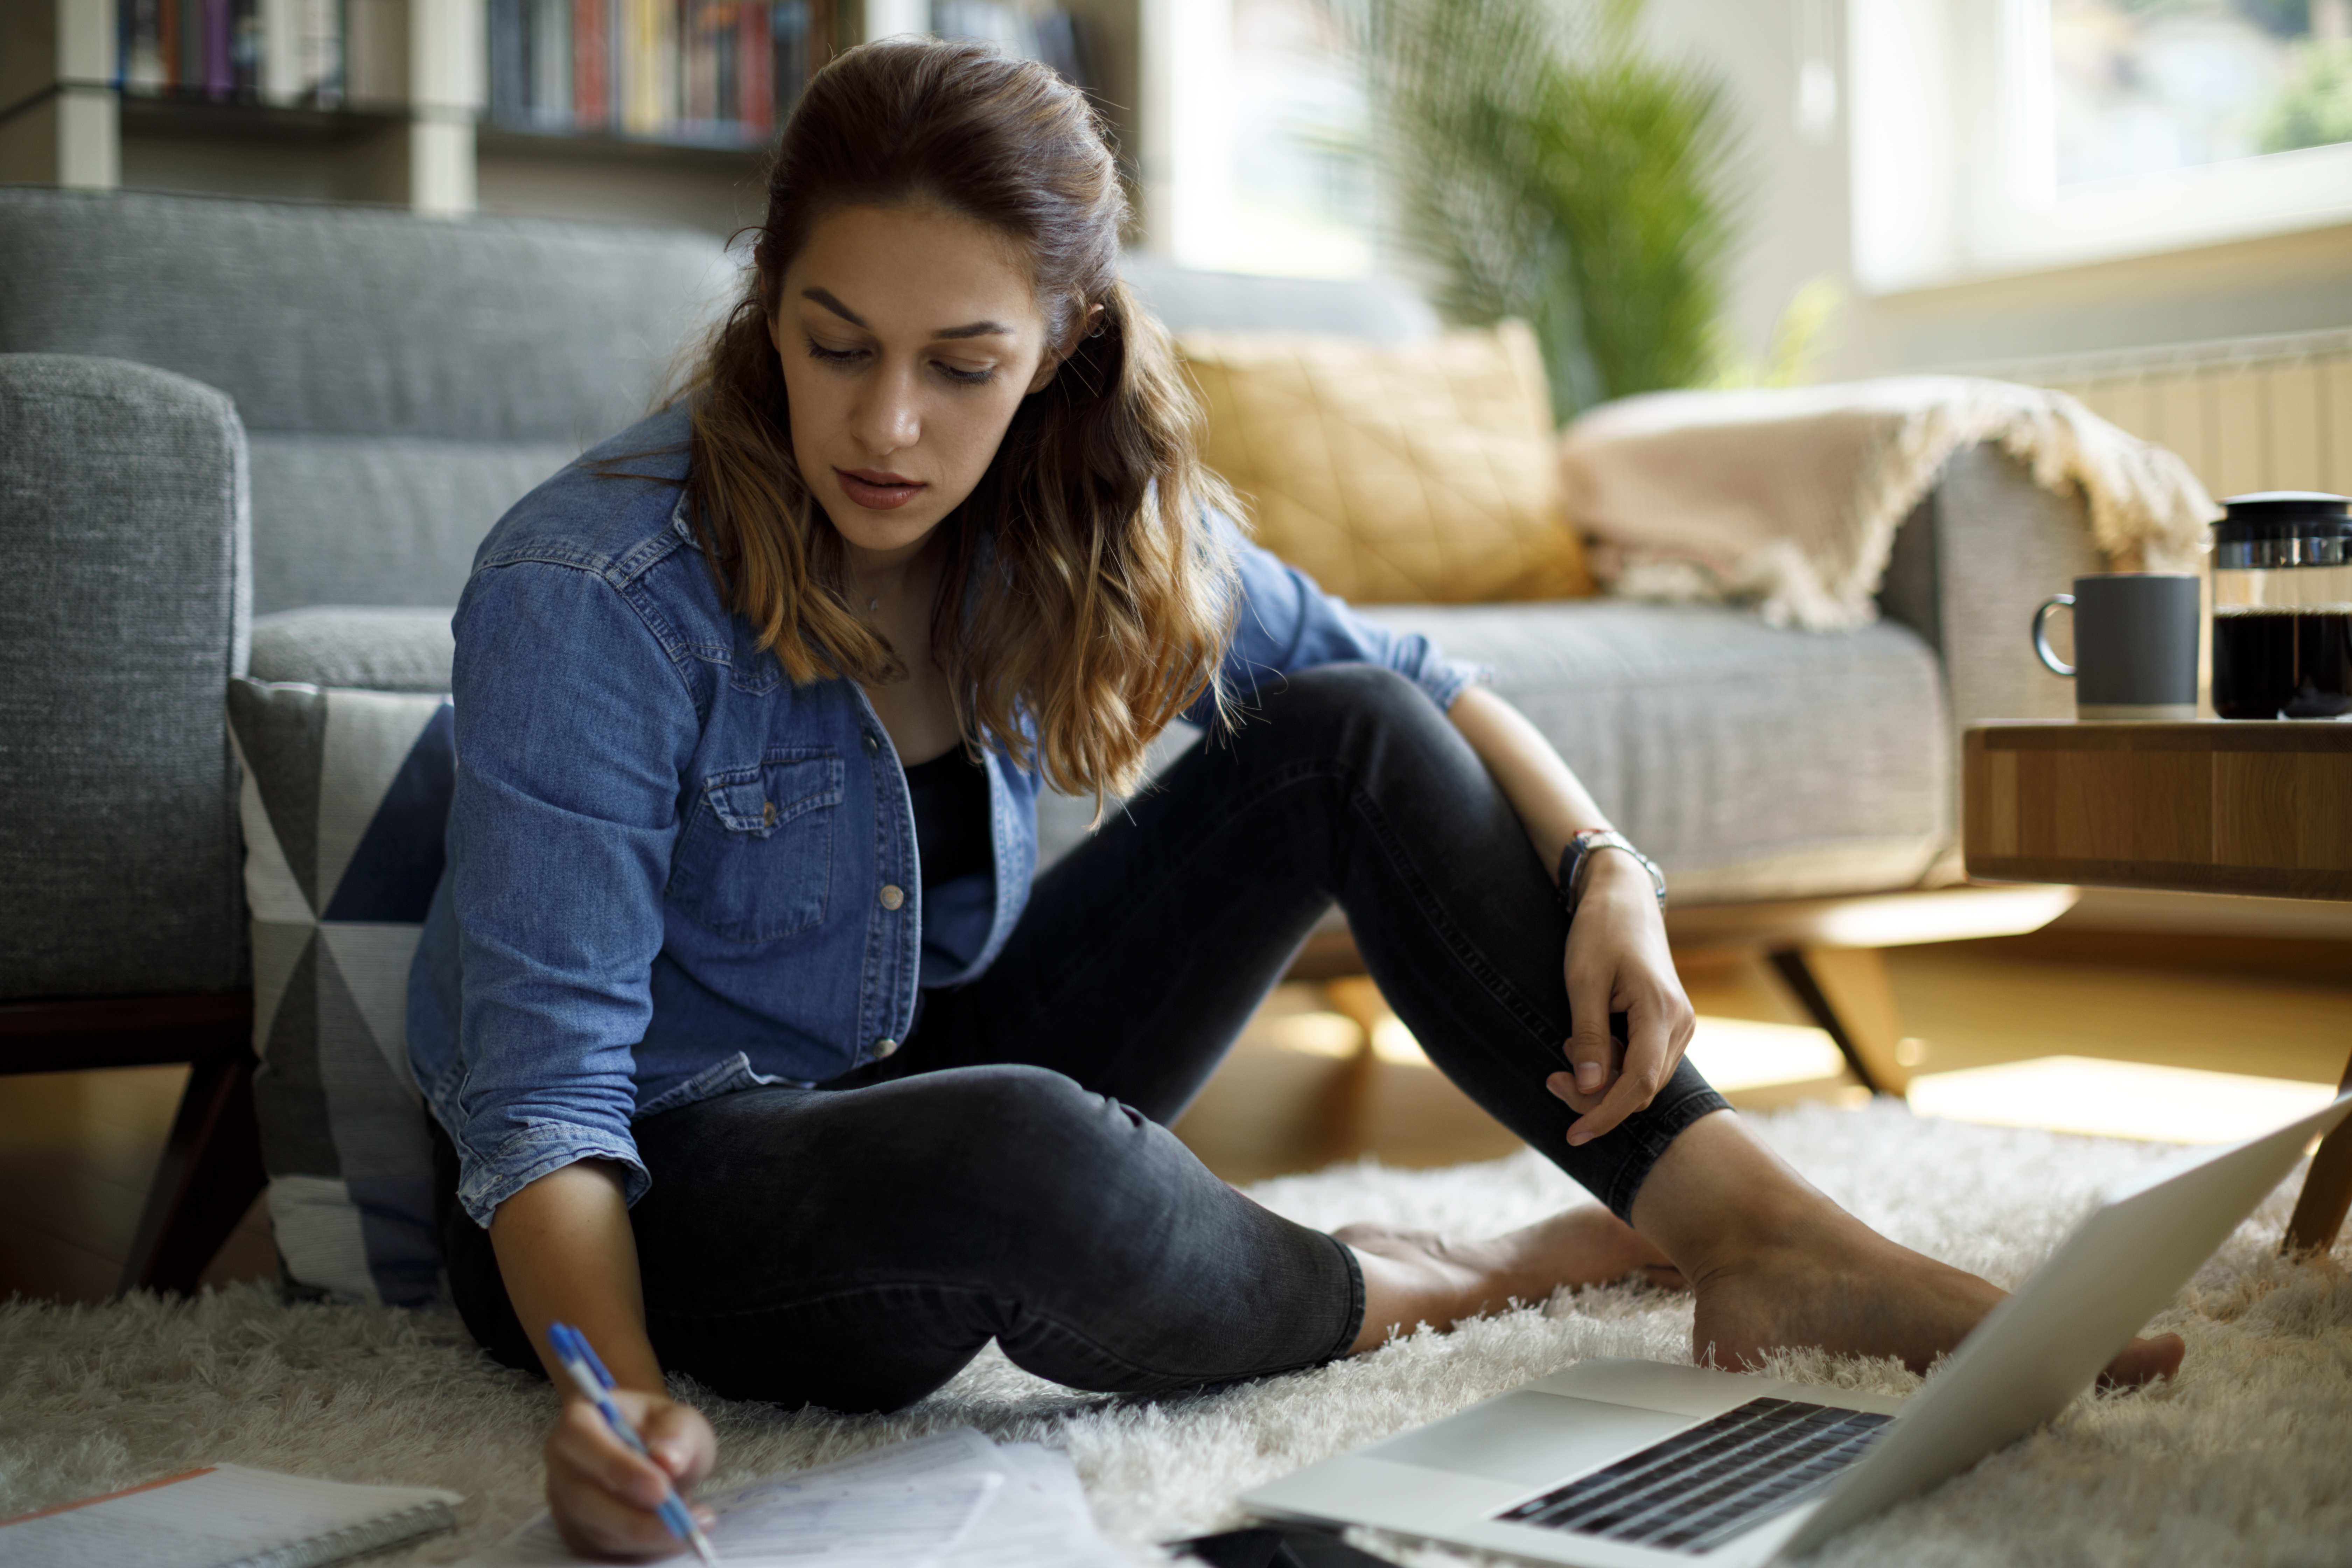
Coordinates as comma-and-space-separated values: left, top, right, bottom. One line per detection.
2256, 37, 2352, 152
1338, 0, 1751, 421
1710, 276, 1843, 391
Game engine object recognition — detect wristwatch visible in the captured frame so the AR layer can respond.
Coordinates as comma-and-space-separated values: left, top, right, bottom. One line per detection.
1556, 829, 1667, 922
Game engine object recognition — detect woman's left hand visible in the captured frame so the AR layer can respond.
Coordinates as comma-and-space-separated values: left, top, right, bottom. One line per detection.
1548, 853, 1696, 1144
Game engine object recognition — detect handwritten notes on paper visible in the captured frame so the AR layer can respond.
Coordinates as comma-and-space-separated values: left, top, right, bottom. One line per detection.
457, 1427, 1142, 1567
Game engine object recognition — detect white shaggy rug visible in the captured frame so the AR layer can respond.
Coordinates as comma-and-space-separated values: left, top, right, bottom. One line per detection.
6, 1101, 2350, 1567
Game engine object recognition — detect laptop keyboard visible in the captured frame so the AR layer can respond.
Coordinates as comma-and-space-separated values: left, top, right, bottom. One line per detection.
1494, 1396, 1892, 1554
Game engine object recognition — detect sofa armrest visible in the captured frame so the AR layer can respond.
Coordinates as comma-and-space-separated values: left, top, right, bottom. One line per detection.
0, 354, 251, 998
1879, 440, 2104, 733
1877, 441, 2104, 879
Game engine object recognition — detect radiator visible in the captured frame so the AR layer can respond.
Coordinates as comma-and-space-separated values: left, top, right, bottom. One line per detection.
1960, 327, 2352, 500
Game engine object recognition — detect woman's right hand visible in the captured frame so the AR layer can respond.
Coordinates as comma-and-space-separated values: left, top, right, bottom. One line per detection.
486, 1161, 713, 1556
545, 1387, 717, 1560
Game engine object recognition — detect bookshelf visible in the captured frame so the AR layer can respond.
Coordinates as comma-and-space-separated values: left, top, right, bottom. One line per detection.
2, 0, 1151, 240
2, 0, 121, 191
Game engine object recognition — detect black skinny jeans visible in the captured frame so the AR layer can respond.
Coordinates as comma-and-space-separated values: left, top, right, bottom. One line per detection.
438, 664, 1729, 1411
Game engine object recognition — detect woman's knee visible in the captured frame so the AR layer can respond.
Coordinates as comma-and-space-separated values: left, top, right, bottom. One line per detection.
1242, 664, 1470, 799
1220, 663, 1442, 767
863, 1064, 1157, 1217
1264, 662, 1432, 729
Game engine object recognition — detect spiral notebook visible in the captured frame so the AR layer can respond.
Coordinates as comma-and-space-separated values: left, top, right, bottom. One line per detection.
0, 1464, 461, 1568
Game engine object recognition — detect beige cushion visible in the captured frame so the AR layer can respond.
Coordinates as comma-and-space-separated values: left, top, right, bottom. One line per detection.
1178, 321, 1596, 604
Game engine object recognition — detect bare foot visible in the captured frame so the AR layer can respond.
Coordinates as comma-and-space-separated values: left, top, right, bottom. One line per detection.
1338, 1205, 1686, 1354
1684, 1209, 2181, 1384
1632, 1113, 2186, 1387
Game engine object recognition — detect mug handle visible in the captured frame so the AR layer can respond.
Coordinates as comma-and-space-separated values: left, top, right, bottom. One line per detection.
2032, 595, 2077, 677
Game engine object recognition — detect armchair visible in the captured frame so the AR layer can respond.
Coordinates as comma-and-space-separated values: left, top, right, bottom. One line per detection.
0, 186, 724, 1292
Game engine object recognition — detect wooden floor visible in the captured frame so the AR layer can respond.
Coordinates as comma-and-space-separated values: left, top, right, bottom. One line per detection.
0, 1063, 276, 1306
5, 931, 2347, 1304
1170, 933, 2352, 1183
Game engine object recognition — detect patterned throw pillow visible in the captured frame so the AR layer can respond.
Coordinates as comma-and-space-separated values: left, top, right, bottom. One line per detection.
1178, 320, 1598, 605
226, 678, 452, 1306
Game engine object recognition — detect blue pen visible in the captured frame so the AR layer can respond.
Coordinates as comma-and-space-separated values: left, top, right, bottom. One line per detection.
547, 1322, 722, 1566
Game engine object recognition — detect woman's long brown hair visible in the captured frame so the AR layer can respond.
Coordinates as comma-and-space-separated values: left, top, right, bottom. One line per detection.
682, 38, 1238, 803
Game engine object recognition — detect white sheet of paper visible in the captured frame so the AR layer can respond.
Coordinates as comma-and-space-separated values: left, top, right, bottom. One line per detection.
457, 1476, 995, 1567
710, 1474, 1001, 1564
941, 1445, 1136, 1568
458, 1475, 995, 1567
747, 1430, 1009, 1491
453, 1427, 1137, 1568
775, 1434, 1134, 1567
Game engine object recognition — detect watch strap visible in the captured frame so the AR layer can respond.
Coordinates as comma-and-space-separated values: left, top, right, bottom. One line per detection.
1557, 829, 1667, 922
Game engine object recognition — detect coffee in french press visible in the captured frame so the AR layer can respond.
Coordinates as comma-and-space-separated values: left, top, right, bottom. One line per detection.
2211, 491, 2352, 720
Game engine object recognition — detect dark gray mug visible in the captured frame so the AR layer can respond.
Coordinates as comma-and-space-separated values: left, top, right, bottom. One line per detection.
2032, 573, 2200, 720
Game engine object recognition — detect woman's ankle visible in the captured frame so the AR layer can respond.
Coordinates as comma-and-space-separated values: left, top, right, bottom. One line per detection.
1626, 1109, 1843, 1283
1345, 1242, 1459, 1352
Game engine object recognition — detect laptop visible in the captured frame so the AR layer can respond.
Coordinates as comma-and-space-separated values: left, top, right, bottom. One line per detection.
1242, 1096, 2352, 1566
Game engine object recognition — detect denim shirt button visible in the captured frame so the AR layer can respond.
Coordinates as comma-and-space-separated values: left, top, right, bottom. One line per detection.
878, 884, 905, 910
872, 1037, 898, 1059
862, 733, 880, 754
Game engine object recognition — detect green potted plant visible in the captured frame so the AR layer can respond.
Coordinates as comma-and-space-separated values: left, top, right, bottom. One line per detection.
1351, 0, 1750, 419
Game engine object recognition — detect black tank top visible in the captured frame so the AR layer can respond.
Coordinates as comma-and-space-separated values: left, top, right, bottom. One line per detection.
901, 747, 990, 887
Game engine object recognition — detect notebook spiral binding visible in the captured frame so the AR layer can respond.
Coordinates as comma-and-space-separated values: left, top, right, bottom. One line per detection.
225, 1498, 458, 1568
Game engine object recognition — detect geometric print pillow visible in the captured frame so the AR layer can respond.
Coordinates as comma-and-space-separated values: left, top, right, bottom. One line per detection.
226, 677, 453, 1307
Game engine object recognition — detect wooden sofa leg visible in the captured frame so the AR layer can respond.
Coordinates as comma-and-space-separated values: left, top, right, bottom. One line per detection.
1766, 946, 1913, 1098
2282, 1051, 2352, 1256
117, 1048, 267, 1297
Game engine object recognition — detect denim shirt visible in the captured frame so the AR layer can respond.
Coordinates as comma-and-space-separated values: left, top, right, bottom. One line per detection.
408, 405, 1484, 1228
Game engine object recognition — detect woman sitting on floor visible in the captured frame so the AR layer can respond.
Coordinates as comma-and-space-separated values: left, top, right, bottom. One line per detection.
406, 37, 2183, 1559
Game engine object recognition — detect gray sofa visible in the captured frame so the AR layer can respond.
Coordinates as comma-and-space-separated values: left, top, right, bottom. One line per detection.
0, 187, 2095, 1288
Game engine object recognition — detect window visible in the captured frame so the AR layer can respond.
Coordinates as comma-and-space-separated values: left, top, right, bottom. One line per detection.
1850, 0, 2352, 293
2052, 0, 2351, 183
1147, 0, 1376, 278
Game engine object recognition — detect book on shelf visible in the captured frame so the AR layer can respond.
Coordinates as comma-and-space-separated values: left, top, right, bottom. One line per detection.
117, 0, 351, 109
111, 0, 1091, 146
110, 0, 831, 139
489, 0, 837, 147
484, 1, 1091, 149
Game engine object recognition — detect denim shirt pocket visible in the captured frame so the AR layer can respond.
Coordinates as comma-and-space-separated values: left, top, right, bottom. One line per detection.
668, 748, 845, 942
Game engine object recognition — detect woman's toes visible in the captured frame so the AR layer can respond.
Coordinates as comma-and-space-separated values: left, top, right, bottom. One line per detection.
2099, 1332, 2185, 1388
1338, 1207, 1689, 1346
1530, 1206, 1681, 1287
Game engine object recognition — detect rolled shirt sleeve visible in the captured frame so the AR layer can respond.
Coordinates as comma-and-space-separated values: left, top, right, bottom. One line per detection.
1191, 508, 1489, 725
437, 558, 702, 1228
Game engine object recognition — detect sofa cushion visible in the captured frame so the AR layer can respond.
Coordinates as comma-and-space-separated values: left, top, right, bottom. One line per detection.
247, 436, 582, 614
227, 677, 451, 1306
0, 189, 726, 618
1035, 601, 1951, 907
1, 354, 250, 998
251, 607, 457, 692
0, 189, 729, 444
1179, 322, 1597, 606
1367, 600, 1953, 904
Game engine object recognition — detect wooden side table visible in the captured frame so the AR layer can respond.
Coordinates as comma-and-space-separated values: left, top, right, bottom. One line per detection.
1964, 721, 2352, 1253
